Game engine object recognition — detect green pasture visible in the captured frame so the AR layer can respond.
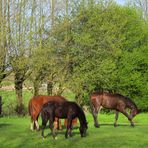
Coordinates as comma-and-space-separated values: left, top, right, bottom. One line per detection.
0, 113, 148, 148
0, 90, 148, 147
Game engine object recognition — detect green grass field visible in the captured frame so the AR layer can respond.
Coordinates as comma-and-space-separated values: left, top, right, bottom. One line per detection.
0, 113, 148, 148
0, 90, 148, 147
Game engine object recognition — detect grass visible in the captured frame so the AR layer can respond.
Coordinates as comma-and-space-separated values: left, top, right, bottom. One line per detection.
0, 90, 33, 115
0, 90, 148, 147
0, 113, 148, 148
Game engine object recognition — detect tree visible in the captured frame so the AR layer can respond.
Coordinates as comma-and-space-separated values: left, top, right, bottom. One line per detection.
127, 0, 148, 20
0, 0, 12, 85
52, 2, 148, 109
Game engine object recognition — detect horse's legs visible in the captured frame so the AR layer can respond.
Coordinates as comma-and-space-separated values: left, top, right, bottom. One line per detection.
49, 116, 57, 139
92, 105, 101, 128
41, 118, 48, 138
54, 117, 58, 130
114, 111, 119, 127
32, 113, 40, 131
68, 119, 73, 137
56, 118, 62, 130
65, 117, 73, 138
59, 119, 62, 130
120, 109, 134, 127
57, 118, 60, 130
35, 120, 40, 131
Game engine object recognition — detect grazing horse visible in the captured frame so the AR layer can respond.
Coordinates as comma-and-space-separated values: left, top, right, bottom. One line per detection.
41, 101, 88, 139
28, 95, 66, 131
90, 92, 139, 127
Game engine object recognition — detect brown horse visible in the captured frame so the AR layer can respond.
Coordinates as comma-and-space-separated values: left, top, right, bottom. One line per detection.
28, 95, 66, 131
90, 92, 139, 127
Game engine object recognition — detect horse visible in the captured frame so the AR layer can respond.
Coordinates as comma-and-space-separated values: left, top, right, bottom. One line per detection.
28, 95, 66, 131
90, 92, 139, 127
64, 118, 77, 127
41, 101, 88, 139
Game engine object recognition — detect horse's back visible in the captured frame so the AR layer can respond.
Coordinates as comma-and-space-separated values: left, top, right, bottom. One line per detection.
42, 101, 79, 118
90, 92, 126, 109
43, 101, 78, 111
28, 95, 66, 119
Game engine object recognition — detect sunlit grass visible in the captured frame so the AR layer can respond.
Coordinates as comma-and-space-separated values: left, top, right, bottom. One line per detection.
0, 113, 148, 148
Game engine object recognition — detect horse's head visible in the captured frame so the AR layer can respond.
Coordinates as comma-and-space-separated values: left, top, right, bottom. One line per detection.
131, 108, 140, 118
79, 122, 88, 137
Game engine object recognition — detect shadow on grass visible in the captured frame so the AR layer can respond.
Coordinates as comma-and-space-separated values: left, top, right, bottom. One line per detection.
99, 123, 140, 127
39, 125, 79, 130
0, 123, 11, 128
43, 129, 80, 138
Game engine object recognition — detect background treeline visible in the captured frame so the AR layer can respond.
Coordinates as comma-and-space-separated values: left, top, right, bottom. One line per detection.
0, 0, 148, 115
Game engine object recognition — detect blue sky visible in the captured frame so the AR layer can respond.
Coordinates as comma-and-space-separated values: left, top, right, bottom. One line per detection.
116, 0, 126, 5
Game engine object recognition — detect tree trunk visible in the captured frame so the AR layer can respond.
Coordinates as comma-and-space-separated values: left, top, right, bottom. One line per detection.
15, 79, 23, 107
14, 73, 25, 115
75, 93, 83, 106
33, 80, 40, 96
47, 81, 53, 96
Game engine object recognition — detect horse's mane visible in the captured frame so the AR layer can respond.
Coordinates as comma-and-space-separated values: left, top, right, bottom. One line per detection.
114, 93, 138, 109
77, 105, 87, 126
124, 96, 138, 109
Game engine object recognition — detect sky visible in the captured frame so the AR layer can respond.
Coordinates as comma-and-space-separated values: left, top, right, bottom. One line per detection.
116, 0, 126, 5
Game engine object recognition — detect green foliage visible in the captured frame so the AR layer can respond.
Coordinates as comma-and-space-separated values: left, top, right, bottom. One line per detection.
0, 1, 147, 111
0, 90, 32, 116
51, 3, 148, 109
15, 103, 26, 116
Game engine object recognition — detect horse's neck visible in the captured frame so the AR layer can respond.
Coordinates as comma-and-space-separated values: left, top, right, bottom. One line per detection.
127, 99, 137, 111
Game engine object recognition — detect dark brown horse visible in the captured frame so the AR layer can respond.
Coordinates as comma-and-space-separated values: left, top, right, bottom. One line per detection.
90, 92, 139, 127
41, 101, 88, 139
28, 95, 66, 131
